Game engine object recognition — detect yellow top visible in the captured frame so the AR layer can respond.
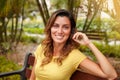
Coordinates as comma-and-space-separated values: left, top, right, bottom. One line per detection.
34, 44, 87, 80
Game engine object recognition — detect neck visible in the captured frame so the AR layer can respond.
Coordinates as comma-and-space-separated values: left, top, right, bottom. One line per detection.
53, 43, 65, 56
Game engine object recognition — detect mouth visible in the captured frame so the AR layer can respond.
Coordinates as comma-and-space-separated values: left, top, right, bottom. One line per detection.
55, 35, 64, 40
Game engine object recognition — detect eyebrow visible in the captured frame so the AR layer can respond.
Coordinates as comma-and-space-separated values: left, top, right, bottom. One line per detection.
53, 23, 70, 26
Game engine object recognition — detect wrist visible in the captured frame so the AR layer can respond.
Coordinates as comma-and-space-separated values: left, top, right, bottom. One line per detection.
86, 40, 92, 47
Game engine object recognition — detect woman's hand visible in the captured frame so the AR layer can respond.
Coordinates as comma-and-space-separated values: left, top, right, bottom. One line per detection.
72, 32, 91, 46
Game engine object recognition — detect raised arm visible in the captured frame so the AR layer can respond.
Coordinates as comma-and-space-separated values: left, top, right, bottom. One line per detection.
72, 32, 117, 80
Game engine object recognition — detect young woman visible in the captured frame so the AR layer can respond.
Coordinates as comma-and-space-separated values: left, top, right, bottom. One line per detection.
30, 9, 117, 80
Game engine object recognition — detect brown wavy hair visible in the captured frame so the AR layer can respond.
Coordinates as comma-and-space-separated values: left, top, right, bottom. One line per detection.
41, 9, 79, 66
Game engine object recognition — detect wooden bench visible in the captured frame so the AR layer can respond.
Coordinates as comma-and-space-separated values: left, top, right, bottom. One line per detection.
0, 53, 117, 80
80, 31, 107, 40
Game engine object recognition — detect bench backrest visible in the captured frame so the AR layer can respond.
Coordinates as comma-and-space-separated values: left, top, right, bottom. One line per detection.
25, 54, 35, 79
79, 31, 107, 40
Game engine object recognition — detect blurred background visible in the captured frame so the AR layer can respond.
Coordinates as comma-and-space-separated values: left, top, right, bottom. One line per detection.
0, 0, 120, 79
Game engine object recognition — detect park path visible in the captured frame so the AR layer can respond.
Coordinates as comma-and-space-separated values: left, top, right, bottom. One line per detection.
7, 43, 38, 65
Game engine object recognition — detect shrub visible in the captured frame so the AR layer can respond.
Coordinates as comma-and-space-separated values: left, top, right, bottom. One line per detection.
79, 41, 120, 60
93, 42, 120, 58
23, 27, 44, 34
20, 34, 38, 43
0, 56, 21, 80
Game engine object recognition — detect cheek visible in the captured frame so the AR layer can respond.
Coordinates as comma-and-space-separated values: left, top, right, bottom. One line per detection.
67, 29, 71, 35
66, 31, 70, 35
65, 30, 71, 38
51, 28, 55, 38
51, 27, 56, 33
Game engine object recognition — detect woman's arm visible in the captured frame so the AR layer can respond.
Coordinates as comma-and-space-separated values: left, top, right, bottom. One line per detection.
29, 58, 36, 80
86, 42, 117, 79
72, 32, 118, 80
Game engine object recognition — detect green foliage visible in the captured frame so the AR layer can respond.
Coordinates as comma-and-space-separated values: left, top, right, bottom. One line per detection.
51, 0, 67, 9
111, 23, 120, 33
0, 0, 25, 54
95, 43, 120, 58
77, 18, 120, 40
23, 21, 44, 34
23, 22, 44, 28
0, 42, 11, 54
0, 0, 24, 17
79, 45, 96, 61
76, 19, 85, 30
20, 20, 45, 44
79, 41, 120, 60
108, 31, 120, 40
77, 18, 117, 31
0, 56, 21, 80
24, 28, 44, 34
20, 34, 38, 43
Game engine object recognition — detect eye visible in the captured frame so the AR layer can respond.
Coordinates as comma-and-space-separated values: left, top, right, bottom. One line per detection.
52, 24, 59, 28
63, 25, 70, 30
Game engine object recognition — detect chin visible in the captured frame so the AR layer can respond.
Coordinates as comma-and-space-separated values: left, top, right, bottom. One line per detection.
55, 41, 64, 44
54, 40, 66, 44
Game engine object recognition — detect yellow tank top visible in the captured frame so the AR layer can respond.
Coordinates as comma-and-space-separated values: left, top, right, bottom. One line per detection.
34, 44, 86, 80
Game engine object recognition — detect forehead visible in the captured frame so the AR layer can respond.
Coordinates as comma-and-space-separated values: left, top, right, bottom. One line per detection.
54, 16, 70, 24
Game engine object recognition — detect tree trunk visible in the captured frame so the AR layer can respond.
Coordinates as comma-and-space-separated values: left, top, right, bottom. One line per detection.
67, 0, 80, 22
36, 0, 49, 26
14, 15, 19, 42
83, 0, 103, 31
41, 0, 49, 21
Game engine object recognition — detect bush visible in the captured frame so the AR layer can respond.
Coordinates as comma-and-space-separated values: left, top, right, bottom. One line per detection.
24, 27, 44, 34
108, 31, 120, 40
20, 34, 38, 43
0, 56, 21, 80
79, 41, 120, 59
92, 42, 120, 57
20, 33, 44, 44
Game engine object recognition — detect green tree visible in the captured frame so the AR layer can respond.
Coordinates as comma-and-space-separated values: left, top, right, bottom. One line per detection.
36, 0, 81, 26
36, 0, 105, 32
102, 0, 120, 36
0, 0, 25, 54
82, 0, 105, 31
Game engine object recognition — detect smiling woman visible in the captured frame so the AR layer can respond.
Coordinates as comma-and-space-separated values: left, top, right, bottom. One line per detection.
29, 9, 117, 80
51, 16, 71, 45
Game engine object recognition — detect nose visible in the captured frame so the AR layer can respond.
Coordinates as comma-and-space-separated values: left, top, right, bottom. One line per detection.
57, 27, 63, 33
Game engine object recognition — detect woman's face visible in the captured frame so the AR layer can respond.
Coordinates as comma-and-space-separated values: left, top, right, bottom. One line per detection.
51, 16, 71, 45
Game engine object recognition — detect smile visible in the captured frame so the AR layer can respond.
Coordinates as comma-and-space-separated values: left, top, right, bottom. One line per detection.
55, 35, 64, 40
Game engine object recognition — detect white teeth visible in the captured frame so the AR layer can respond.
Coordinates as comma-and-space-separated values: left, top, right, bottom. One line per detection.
55, 35, 63, 39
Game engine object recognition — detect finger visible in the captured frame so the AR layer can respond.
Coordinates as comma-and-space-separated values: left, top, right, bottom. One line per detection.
75, 33, 79, 40
72, 33, 77, 39
73, 32, 84, 39
76, 33, 83, 40
73, 37, 83, 44
78, 34, 83, 40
